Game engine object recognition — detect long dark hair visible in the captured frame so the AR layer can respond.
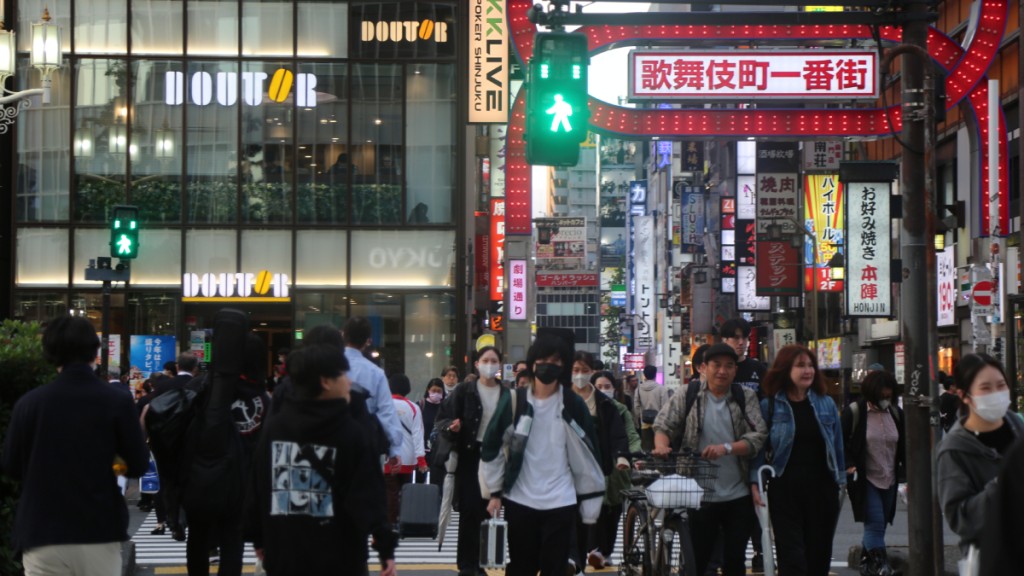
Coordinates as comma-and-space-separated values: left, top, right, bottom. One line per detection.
762, 344, 827, 398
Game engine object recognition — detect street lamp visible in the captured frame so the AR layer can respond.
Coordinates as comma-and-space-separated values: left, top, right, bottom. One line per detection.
0, 7, 63, 132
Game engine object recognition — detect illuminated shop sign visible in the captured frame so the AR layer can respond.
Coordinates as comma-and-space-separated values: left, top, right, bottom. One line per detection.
629, 50, 878, 100
182, 270, 291, 303
468, 0, 508, 123
351, 3, 456, 59
164, 69, 319, 107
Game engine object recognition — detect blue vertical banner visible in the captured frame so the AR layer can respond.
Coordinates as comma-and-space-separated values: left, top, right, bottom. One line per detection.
130, 335, 177, 378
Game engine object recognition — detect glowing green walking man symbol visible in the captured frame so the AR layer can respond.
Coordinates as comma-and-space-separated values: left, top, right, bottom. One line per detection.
547, 94, 573, 133
116, 234, 133, 255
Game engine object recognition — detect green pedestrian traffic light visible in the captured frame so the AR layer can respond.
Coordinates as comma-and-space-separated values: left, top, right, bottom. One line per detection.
110, 205, 140, 260
525, 31, 590, 166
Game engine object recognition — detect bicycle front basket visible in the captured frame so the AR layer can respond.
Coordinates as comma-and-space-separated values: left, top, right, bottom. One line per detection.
644, 474, 705, 509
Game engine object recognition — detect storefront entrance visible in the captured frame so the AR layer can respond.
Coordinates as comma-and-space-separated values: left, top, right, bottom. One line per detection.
183, 303, 294, 383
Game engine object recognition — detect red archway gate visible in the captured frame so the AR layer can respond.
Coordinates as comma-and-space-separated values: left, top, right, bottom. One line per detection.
503, 0, 1011, 238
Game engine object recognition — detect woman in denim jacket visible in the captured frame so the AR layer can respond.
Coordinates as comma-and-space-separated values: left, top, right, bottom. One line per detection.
751, 345, 846, 576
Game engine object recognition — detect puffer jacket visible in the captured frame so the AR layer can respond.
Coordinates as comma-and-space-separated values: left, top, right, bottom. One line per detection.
652, 381, 766, 487
937, 414, 1024, 553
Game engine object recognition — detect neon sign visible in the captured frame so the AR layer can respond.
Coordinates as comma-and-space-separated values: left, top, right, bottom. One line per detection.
164, 69, 318, 107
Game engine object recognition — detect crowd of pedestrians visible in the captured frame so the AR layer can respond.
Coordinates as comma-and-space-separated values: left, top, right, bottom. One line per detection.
6, 312, 1024, 576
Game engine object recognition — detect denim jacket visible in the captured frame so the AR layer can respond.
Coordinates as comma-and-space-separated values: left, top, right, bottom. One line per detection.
750, 390, 846, 486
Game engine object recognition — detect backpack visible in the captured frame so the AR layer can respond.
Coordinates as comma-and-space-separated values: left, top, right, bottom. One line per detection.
682, 380, 757, 432
144, 387, 199, 452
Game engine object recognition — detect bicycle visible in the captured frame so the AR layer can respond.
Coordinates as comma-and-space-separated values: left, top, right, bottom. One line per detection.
619, 451, 718, 576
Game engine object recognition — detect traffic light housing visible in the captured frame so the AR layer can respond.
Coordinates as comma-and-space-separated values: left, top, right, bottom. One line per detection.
110, 205, 140, 259
525, 31, 590, 166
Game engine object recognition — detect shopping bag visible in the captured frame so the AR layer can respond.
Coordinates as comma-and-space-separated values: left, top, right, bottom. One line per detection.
140, 458, 160, 494
479, 517, 508, 569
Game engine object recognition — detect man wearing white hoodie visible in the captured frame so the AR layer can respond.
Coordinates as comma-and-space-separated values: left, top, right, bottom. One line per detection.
632, 365, 670, 451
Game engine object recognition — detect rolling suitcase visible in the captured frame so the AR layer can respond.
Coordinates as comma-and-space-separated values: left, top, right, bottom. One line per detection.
398, 480, 441, 538
479, 517, 508, 569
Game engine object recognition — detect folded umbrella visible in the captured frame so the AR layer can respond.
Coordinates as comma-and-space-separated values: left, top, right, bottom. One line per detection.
756, 465, 776, 576
437, 451, 459, 551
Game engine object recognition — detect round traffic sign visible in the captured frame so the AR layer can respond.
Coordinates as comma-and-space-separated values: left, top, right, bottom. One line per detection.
972, 280, 994, 306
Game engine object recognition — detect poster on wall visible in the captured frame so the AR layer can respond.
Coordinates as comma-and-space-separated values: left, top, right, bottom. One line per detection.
937, 249, 956, 327
130, 336, 177, 379
845, 182, 892, 317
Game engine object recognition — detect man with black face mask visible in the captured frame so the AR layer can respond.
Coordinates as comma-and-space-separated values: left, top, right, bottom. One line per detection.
479, 333, 606, 576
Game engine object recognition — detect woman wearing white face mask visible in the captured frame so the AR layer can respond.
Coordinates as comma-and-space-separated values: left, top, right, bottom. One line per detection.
937, 353, 1024, 557
841, 370, 905, 576
434, 346, 509, 576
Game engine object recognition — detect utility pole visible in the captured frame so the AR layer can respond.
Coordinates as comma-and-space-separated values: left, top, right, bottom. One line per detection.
895, 1, 940, 574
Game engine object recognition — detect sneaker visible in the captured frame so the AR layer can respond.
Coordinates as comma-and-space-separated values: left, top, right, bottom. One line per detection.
171, 527, 186, 542
587, 549, 605, 570
209, 546, 220, 564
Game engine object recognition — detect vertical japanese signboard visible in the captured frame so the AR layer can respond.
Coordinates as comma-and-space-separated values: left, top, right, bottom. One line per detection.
937, 249, 956, 327
509, 259, 527, 320
682, 141, 704, 172
755, 143, 800, 235
804, 174, 844, 292
489, 199, 505, 301
802, 141, 843, 171
468, 0, 508, 123
634, 216, 656, 351
756, 240, 802, 295
738, 266, 770, 311
680, 185, 705, 248
846, 182, 892, 317
737, 175, 756, 220
720, 198, 737, 294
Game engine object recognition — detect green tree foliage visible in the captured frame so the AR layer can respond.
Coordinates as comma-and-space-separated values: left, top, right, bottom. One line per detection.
0, 321, 56, 574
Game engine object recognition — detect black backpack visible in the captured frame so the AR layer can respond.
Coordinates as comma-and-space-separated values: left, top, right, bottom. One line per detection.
145, 387, 199, 452
681, 381, 757, 433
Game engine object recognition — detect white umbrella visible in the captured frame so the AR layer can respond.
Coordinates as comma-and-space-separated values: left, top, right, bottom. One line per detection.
437, 451, 459, 551
756, 465, 776, 576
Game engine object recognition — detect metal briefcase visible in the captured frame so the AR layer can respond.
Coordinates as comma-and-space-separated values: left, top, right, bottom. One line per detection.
479, 517, 508, 568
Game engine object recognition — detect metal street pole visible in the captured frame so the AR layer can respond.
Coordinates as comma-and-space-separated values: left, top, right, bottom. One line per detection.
890, 1, 940, 573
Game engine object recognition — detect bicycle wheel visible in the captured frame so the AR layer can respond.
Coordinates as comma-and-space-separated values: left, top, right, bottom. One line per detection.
675, 516, 698, 576
655, 516, 697, 575
621, 502, 652, 576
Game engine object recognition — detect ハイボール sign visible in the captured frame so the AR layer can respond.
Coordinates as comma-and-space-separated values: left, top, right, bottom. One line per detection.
164, 69, 319, 107
182, 271, 291, 303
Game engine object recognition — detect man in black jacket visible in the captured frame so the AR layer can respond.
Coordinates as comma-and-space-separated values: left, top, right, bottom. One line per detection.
247, 343, 397, 575
2, 316, 149, 575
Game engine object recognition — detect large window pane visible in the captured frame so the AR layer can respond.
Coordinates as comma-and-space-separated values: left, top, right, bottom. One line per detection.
17, 0, 70, 52
188, 0, 239, 56
186, 61, 239, 223
243, 0, 293, 57
131, 0, 183, 55
74, 0, 127, 53
242, 62, 293, 224
296, 230, 346, 286
241, 230, 292, 275
16, 61, 70, 222
350, 230, 454, 287
13, 293, 68, 323
351, 64, 403, 225
406, 64, 455, 224
74, 59, 128, 223
184, 229, 237, 275
297, 62, 348, 224
295, 292, 347, 333
131, 60, 183, 223
131, 229, 181, 285
298, 1, 347, 58
16, 228, 69, 286
351, 294, 402, 376
73, 229, 111, 285
127, 292, 180, 336
404, 293, 456, 398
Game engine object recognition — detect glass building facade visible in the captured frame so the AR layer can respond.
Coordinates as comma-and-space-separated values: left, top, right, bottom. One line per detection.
7, 0, 465, 383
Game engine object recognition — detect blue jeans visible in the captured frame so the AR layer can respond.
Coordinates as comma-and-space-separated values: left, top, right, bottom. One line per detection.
862, 482, 896, 551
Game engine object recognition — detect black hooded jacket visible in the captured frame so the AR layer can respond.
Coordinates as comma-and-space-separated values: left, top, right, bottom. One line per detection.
245, 395, 397, 573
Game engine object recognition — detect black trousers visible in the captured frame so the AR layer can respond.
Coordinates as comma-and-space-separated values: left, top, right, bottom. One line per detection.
455, 447, 488, 573
587, 503, 622, 559
767, 470, 840, 576
688, 495, 755, 576
185, 516, 243, 576
505, 499, 577, 576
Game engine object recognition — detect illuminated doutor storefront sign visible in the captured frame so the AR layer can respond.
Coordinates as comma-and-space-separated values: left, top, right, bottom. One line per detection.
351, 2, 456, 59
164, 70, 319, 107
629, 50, 878, 100
182, 271, 291, 303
